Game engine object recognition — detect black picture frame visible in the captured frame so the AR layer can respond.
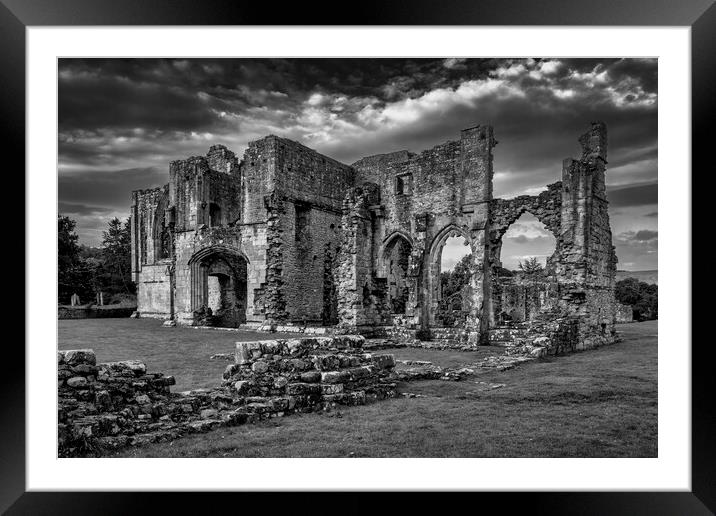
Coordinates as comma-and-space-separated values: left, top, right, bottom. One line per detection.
4, 0, 710, 513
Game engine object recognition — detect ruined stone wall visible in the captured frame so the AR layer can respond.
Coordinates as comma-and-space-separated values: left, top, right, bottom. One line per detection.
274, 136, 355, 209
130, 122, 617, 350
136, 264, 172, 317
134, 144, 271, 324
491, 277, 560, 325
488, 183, 563, 269
269, 138, 353, 324
169, 147, 241, 232
336, 184, 386, 330
487, 183, 562, 326
130, 186, 166, 278
174, 228, 244, 324
280, 201, 342, 323
556, 122, 618, 345
58, 338, 396, 456
345, 126, 495, 343
483, 122, 617, 349
131, 186, 172, 316
242, 137, 278, 224
235, 136, 355, 325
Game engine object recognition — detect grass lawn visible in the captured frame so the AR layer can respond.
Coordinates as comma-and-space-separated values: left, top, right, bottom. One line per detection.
58, 318, 304, 392
58, 319, 501, 391
60, 318, 657, 457
59, 319, 657, 457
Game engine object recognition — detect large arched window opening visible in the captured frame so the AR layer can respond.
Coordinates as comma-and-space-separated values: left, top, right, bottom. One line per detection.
492, 212, 558, 326
497, 212, 557, 274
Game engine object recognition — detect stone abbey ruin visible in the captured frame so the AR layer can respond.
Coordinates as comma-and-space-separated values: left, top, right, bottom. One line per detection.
130, 121, 618, 353
59, 121, 621, 455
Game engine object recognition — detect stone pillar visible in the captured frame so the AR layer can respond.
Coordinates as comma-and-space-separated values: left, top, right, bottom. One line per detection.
558, 122, 618, 348
336, 185, 380, 332
459, 125, 495, 345
263, 192, 288, 324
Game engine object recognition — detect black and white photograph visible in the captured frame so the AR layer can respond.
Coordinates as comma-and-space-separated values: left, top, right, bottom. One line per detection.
56, 57, 660, 459
3, 0, 707, 508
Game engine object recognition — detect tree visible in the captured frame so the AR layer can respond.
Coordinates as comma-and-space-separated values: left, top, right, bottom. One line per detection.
615, 277, 658, 321
440, 254, 473, 301
101, 217, 135, 295
518, 256, 543, 275
58, 215, 83, 302
58, 215, 80, 273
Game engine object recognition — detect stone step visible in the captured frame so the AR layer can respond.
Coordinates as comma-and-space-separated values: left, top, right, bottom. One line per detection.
405, 339, 473, 351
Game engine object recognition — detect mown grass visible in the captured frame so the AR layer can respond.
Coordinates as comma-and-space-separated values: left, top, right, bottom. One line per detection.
66, 319, 658, 458
58, 318, 303, 392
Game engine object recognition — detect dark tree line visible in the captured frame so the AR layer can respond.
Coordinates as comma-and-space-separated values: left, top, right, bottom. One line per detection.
58, 215, 136, 305
615, 277, 658, 321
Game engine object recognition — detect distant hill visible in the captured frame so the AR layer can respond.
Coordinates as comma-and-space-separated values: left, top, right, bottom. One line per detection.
616, 270, 658, 285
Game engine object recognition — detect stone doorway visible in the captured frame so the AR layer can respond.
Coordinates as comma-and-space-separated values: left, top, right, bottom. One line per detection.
383, 234, 412, 315
425, 226, 474, 330
189, 247, 248, 327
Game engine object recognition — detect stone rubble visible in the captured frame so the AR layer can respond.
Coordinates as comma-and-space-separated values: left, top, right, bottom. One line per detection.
58, 335, 397, 457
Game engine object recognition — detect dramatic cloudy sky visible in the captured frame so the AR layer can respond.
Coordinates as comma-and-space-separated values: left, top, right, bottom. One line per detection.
58, 58, 657, 271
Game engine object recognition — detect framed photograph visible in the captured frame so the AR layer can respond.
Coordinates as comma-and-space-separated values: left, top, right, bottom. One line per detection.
7, 0, 710, 512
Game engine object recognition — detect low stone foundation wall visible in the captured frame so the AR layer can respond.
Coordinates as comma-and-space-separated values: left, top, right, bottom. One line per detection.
58, 305, 137, 319
58, 335, 396, 456
222, 335, 397, 405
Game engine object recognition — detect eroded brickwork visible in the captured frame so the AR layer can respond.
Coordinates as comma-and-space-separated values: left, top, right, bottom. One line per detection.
131, 122, 618, 351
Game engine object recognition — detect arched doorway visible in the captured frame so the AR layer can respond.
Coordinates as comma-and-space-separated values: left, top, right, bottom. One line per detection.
426, 226, 473, 328
382, 233, 412, 315
189, 246, 248, 327
491, 212, 558, 325
437, 235, 472, 326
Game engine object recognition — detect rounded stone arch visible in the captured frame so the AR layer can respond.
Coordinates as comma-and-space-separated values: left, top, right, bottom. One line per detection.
188, 245, 250, 327
426, 224, 473, 327
494, 204, 559, 244
487, 201, 561, 329
489, 200, 561, 273
188, 244, 251, 267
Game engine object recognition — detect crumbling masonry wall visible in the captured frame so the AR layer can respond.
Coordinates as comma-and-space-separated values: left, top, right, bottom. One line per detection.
58, 339, 396, 456
131, 122, 618, 351
344, 126, 495, 345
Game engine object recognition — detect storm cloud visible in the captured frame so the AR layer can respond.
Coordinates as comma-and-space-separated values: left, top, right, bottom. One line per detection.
58, 58, 657, 270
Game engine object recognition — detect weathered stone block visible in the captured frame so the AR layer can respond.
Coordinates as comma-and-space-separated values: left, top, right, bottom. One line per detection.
321, 384, 344, 395
251, 360, 269, 373
98, 360, 147, 377
299, 371, 321, 383
320, 370, 351, 384
66, 376, 88, 388
371, 354, 396, 370
62, 349, 97, 367
286, 382, 321, 395
236, 342, 262, 364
